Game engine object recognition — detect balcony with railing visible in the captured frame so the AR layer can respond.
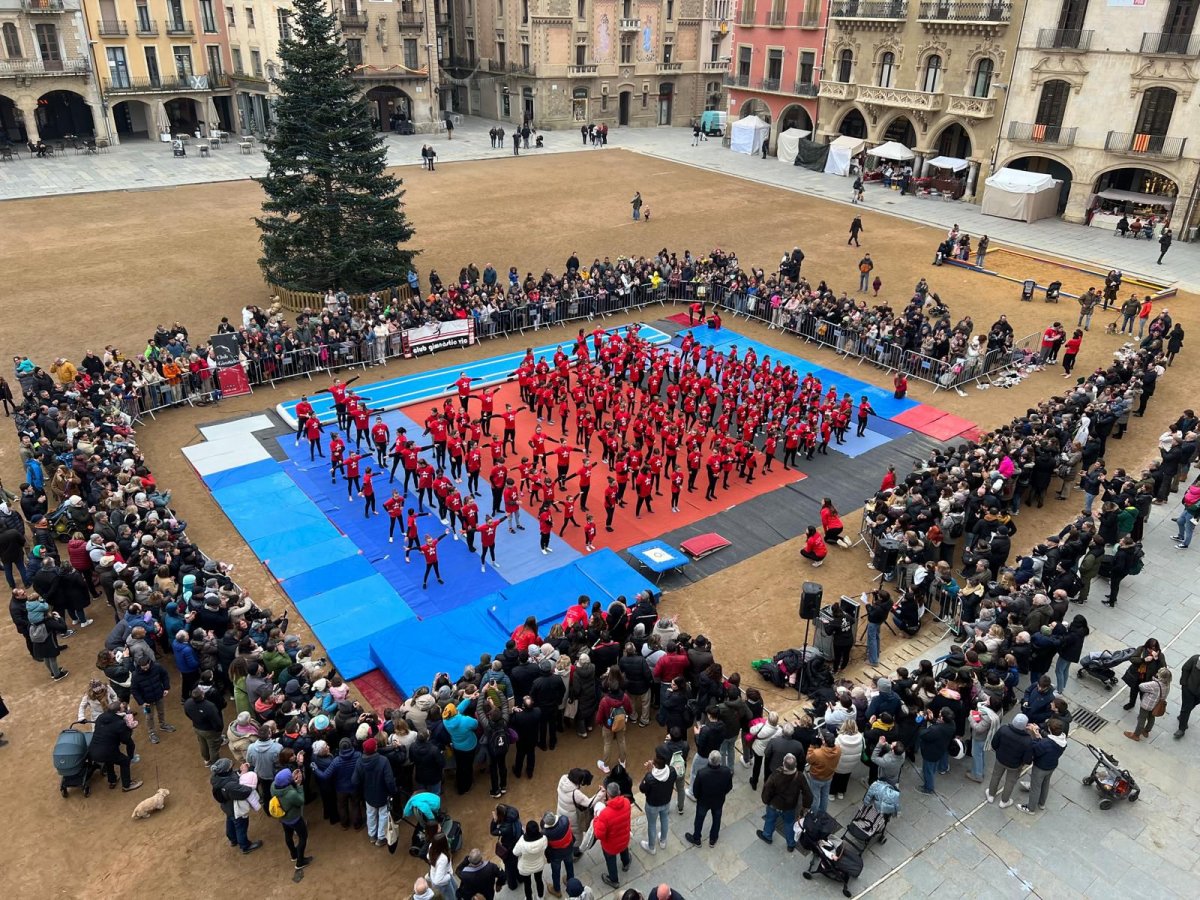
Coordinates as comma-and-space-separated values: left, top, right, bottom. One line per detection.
830, 1, 908, 20
1035, 28, 1092, 51
703, 60, 728, 71
397, 12, 424, 28
619, 17, 640, 30
103, 74, 225, 94
757, 77, 781, 91
20, 0, 66, 12
567, 64, 598, 76
798, 10, 821, 27
0, 57, 90, 78
724, 73, 751, 87
794, 81, 819, 96
819, 80, 858, 100
768, 10, 786, 26
917, 1, 1010, 23
658, 61, 683, 71
135, 19, 158, 35
338, 11, 368, 28
1141, 31, 1200, 56
96, 18, 128, 36
1007, 122, 1077, 147
856, 84, 943, 111
435, 12, 450, 26
946, 94, 996, 117
165, 19, 194, 35
1106, 131, 1187, 159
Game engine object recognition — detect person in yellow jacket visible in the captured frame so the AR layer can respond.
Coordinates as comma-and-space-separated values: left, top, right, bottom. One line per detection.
50, 358, 77, 386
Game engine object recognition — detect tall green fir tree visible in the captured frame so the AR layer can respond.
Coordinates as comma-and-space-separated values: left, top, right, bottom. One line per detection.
256, 0, 416, 293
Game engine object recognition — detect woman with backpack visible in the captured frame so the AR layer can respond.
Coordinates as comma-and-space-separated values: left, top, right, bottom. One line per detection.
480, 701, 512, 799
596, 682, 633, 771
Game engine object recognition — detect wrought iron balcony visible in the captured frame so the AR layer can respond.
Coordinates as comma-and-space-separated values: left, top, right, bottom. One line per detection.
724, 73, 751, 87
165, 19, 194, 35
103, 74, 225, 94
1007, 122, 1076, 147
338, 11, 368, 28
768, 11, 786, 27
1106, 130, 1186, 159
830, 1, 908, 20
794, 81, 819, 96
1035, 28, 1092, 51
135, 19, 158, 35
96, 19, 128, 36
757, 77, 781, 91
798, 11, 821, 27
1141, 31, 1200, 56
917, 1, 1010, 22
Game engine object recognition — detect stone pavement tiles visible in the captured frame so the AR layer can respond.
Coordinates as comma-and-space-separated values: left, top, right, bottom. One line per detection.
5, 118, 1200, 293
489, 499, 1200, 899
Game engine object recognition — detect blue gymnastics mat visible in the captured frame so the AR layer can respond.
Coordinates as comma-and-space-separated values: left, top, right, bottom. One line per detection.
201, 458, 280, 491
369, 601, 509, 698
867, 417, 913, 440
281, 556, 378, 600
278, 325, 673, 425
484, 549, 657, 634
830, 429, 891, 459
262, 537, 362, 581
249, 520, 344, 561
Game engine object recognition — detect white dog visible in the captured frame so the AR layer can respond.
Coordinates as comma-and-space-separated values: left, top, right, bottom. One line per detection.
131, 787, 170, 819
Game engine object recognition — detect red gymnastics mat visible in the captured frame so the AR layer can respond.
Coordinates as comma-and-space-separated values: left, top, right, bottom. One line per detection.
352, 670, 404, 711
891, 404, 977, 442
891, 404, 946, 430
400, 378, 807, 556
665, 312, 697, 326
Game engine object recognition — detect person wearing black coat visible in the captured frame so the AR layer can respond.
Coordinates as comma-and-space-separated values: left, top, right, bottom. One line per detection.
531, 662, 567, 750
9, 591, 33, 657
658, 677, 692, 733
353, 739, 397, 845
510, 698, 541, 779
917, 709, 956, 793
761, 727, 806, 782
130, 658, 174, 741
489, 802, 523, 891
183, 688, 224, 764
88, 704, 142, 791
457, 849, 505, 900
55, 564, 93, 627
618, 644, 654, 726
210, 758, 263, 853
31, 609, 70, 679
988, 715, 1035, 805
1105, 536, 1140, 606
686, 752, 734, 846
409, 732, 444, 794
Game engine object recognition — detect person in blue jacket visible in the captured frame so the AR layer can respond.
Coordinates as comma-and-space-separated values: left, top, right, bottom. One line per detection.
442, 697, 480, 795
171, 629, 201, 697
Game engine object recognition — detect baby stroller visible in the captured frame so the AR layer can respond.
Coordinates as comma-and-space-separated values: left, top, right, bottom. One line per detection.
53, 721, 97, 798
794, 809, 840, 855
842, 799, 889, 851
1082, 743, 1140, 809
1044, 281, 1062, 303
403, 808, 463, 858
1076, 646, 1139, 690
803, 839, 864, 898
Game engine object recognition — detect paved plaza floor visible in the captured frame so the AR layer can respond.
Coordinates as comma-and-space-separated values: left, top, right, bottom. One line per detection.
4, 116, 1199, 291
486, 500, 1200, 899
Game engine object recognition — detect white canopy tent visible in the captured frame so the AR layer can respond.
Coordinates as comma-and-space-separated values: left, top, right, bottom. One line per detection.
824, 134, 866, 176
729, 115, 771, 155
866, 141, 914, 161
1095, 187, 1175, 208
776, 127, 812, 164
926, 155, 969, 173
982, 168, 1063, 222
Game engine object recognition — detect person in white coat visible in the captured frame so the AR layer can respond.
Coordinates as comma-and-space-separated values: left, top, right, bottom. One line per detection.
513, 819, 549, 899
746, 710, 782, 790
831, 719, 864, 800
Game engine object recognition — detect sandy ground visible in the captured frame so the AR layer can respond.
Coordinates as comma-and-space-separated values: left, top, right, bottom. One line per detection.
0, 150, 1193, 899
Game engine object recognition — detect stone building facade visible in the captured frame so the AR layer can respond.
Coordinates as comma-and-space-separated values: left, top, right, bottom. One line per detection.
816, 0, 1026, 200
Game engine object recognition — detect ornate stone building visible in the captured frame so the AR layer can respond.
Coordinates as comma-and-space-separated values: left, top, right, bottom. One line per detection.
446, 0, 728, 129
816, 0, 1026, 199
1, 0, 107, 144
995, 0, 1200, 231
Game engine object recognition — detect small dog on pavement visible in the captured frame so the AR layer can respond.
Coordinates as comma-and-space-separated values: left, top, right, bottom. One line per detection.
132, 788, 170, 819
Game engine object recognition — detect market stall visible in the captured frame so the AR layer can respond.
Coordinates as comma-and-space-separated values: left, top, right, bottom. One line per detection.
777, 127, 812, 165
824, 134, 866, 176
981, 168, 1062, 222
729, 115, 771, 155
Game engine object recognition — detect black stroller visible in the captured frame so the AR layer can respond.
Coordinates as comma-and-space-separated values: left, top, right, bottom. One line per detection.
802, 801, 888, 896
1082, 743, 1140, 810
1044, 281, 1062, 303
53, 721, 97, 797
1076, 646, 1139, 690
794, 809, 840, 854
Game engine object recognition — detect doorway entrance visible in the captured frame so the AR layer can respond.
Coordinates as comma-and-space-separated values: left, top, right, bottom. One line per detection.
619, 90, 631, 126
658, 83, 673, 125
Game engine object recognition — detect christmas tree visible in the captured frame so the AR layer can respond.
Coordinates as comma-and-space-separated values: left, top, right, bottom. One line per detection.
256, 0, 416, 293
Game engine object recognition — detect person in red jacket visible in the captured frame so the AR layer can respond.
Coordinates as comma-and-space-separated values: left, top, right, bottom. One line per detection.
303, 413, 324, 461
361, 467, 377, 517
370, 416, 390, 467
669, 468, 683, 513
592, 781, 633, 889
294, 395, 313, 445
343, 451, 367, 500
537, 501, 558, 554
634, 467, 654, 518
383, 490, 405, 542
329, 431, 346, 485
583, 514, 597, 551
403, 509, 430, 560
880, 464, 897, 492
800, 525, 827, 567
478, 513, 506, 571
418, 531, 451, 588
820, 498, 850, 548
511, 616, 540, 652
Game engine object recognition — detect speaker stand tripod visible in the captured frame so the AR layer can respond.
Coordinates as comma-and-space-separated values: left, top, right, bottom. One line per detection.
796, 616, 813, 700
